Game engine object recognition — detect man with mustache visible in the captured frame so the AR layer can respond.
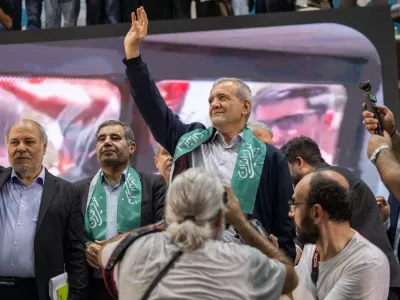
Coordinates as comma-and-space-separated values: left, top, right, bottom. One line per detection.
122, 7, 296, 260
74, 120, 167, 300
282, 136, 400, 299
292, 169, 389, 300
0, 119, 87, 300
153, 143, 173, 185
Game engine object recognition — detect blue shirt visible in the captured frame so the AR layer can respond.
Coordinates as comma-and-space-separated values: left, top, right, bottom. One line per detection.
0, 167, 45, 277
92, 168, 127, 278
101, 168, 127, 240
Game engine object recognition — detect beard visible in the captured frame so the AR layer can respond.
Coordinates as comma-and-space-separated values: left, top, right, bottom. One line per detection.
291, 170, 304, 186
297, 213, 320, 245
12, 163, 36, 175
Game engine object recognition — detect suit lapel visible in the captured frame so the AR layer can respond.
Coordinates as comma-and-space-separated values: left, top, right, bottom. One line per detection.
0, 168, 12, 189
82, 180, 91, 213
35, 169, 57, 234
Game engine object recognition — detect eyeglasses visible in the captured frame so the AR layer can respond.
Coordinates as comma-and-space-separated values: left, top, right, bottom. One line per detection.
288, 200, 307, 213
260, 110, 319, 131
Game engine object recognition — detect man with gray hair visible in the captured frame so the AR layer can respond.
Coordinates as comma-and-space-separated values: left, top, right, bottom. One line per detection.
247, 120, 274, 144
74, 120, 167, 300
121, 7, 296, 261
0, 119, 87, 300
153, 143, 173, 185
99, 168, 298, 300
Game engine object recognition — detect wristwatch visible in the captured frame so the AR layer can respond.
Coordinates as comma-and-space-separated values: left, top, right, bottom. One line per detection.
369, 145, 391, 164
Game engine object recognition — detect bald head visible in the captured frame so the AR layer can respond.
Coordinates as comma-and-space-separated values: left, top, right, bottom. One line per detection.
295, 169, 353, 223
6, 119, 48, 145
300, 169, 350, 193
6, 119, 48, 177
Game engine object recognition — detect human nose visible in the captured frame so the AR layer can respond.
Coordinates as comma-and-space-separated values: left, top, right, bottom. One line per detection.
103, 137, 113, 146
210, 98, 221, 109
16, 142, 27, 152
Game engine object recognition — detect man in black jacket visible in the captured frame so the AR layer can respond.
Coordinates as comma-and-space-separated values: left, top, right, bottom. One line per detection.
281, 135, 400, 299
121, 7, 296, 261
74, 120, 166, 300
0, 119, 87, 300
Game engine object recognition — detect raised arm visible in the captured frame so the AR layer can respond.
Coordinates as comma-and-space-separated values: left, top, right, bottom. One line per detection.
367, 132, 400, 200
123, 7, 190, 155
225, 186, 298, 295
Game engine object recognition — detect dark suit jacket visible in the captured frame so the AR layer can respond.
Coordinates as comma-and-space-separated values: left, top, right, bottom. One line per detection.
388, 195, 400, 260
75, 171, 166, 233
316, 163, 400, 288
0, 167, 87, 300
123, 56, 296, 261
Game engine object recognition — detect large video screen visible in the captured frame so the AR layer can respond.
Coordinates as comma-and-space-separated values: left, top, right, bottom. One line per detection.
0, 9, 397, 197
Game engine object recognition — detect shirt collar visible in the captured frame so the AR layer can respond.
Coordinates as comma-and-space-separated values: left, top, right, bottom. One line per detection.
101, 166, 129, 185
211, 131, 243, 146
11, 166, 45, 186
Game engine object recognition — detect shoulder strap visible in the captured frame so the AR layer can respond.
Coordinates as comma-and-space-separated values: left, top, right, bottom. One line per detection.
103, 222, 164, 300
140, 250, 183, 300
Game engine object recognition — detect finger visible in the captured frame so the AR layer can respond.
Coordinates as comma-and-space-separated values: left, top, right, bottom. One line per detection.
87, 252, 99, 266
95, 240, 107, 245
88, 247, 99, 257
362, 103, 366, 109
139, 7, 144, 26
131, 12, 136, 28
366, 124, 378, 132
134, 21, 140, 33
376, 105, 388, 114
86, 257, 100, 269
362, 110, 374, 118
142, 8, 148, 34
224, 185, 233, 192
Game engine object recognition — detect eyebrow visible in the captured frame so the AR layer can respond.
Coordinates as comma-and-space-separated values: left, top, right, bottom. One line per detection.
97, 133, 121, 139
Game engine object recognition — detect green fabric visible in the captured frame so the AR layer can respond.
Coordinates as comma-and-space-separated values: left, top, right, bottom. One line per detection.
173, 126, 266, 213
84, 166, 142, 241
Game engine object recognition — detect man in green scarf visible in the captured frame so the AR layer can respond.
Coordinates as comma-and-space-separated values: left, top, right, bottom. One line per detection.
121, 7, 295, 261
75, 120, 167, 300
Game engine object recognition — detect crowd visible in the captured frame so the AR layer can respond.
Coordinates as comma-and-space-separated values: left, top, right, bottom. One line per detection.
1, 5, 400, 300
0, 0, 399, 31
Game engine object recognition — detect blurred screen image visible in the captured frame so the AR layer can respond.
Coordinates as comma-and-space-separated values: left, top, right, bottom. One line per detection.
0, 76, 122, 181
153, 80, 347, 166
0, 22, 390, 196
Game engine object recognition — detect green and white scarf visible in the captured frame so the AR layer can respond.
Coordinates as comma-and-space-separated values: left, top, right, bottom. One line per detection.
84, 166, 142, 241
173, 126, 266, 214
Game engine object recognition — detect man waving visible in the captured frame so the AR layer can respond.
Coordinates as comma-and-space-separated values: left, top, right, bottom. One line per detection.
122, 7, 295, 260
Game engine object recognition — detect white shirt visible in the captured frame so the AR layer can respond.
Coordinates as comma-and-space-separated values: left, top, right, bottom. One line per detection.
190, 131, 243, 184
102, 232, 286, 300
293, 231, 390, 300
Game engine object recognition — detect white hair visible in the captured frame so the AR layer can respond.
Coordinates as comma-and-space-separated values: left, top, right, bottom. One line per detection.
247, 121, 273, 137
213, 78, 252, 120
165, 168, 225, 252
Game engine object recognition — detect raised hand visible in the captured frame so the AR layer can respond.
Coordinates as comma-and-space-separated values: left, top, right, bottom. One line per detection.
362, 103, 396, 135
376, 196, 390, 223
124, 6, 148, 59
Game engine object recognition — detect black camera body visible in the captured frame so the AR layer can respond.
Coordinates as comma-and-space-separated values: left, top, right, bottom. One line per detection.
359, 80, 383, 136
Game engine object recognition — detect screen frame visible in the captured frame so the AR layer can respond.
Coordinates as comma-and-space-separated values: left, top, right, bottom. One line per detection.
0, 6, 398, 125
0, 6, 397, 189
